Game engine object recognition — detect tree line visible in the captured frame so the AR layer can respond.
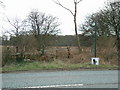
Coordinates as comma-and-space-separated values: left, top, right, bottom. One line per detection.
2, 35, 94, 47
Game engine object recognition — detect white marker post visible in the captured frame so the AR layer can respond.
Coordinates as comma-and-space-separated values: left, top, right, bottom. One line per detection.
91, 57, 100, 65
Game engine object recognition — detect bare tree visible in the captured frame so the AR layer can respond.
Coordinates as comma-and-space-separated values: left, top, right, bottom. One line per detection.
28, 10, 45, 36
110, 1, 120, 63
7, 18, 20, 53
6, 17, 27, 62
53, 0, 82, 53
28, 10, 61, 55
98, 1, 120, 62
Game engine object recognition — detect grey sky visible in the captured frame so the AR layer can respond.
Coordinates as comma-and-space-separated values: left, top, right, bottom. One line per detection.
0, 0, 108, 36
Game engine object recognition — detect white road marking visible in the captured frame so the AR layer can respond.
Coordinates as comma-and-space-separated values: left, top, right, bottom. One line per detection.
24, 84, 83, 88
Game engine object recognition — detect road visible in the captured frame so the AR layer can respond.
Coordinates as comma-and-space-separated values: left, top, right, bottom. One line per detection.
1, 70, 118, 88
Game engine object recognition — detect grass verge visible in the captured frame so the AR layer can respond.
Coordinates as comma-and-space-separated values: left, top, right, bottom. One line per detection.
2, 61, 118, 73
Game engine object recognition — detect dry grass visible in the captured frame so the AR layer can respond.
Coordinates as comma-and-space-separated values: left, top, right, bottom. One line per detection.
1, 36, 118, 66
1, 45, 118, 65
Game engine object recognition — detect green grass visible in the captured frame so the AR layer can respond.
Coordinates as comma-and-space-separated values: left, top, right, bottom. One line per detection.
2, 61, 118, 72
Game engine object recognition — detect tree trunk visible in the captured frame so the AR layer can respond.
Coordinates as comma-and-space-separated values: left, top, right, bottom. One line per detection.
74, 2, 81, 53
53, 0, 82, 53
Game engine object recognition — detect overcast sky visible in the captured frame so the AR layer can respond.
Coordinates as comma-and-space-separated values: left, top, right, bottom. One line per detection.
0, 0, 108, 36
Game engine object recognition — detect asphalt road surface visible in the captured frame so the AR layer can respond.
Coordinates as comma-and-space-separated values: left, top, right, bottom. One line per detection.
1, 70, 118, 88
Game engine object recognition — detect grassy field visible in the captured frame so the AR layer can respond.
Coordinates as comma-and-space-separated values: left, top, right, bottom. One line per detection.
1, 60, 118, 73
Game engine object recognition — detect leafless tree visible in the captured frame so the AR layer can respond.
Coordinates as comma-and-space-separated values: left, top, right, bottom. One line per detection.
53, 0, 82, 53
110, 1, 120, 63
28, 10, 61, 55
6, 17, 27, 55
7, 18, 22, 36
99, 1, 120, 62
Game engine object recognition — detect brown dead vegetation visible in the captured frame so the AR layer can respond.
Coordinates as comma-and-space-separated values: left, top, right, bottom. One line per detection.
1, 36, 118, 66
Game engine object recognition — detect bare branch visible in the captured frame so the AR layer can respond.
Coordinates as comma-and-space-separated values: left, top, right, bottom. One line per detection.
0, 1, 5, 8
53, 0, 74, 16
77, 0, 82, 4
53, 0, 82, 53
6, 17, 16, 29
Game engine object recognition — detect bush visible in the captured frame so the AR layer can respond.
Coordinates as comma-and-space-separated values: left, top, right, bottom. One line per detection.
2, 47, 13, 66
